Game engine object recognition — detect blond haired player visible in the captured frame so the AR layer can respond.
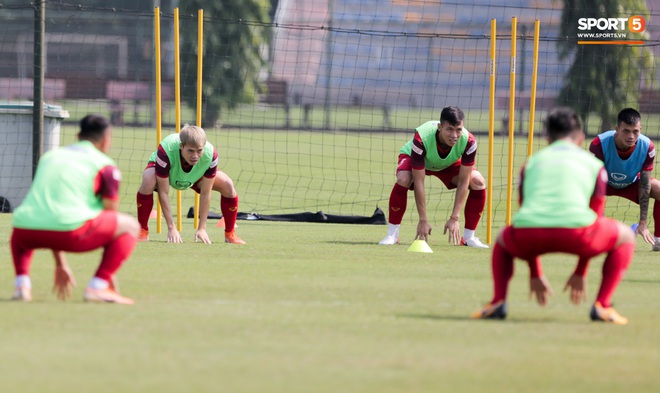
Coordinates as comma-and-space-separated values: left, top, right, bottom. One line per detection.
136, 125, 245, 244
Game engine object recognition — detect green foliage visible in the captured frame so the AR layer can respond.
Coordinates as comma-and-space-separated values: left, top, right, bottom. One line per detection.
557, 0, 654, 131
179, 0, 271, 127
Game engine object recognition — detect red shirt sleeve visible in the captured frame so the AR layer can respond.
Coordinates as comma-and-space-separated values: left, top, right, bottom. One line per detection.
527, 259, 543, 278
410, 132, 426, 170
589, 167, 608, 217
204, 147, 219, 178
94, 165, 121, 200
460, 133, 477, 167
155, 145, 171, 178
589, 137, 605, 162
642, 140, 655, 172
573, 256, 590, 277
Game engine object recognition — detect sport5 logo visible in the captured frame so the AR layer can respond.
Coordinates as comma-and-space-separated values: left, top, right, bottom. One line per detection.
577, 16, 645, 33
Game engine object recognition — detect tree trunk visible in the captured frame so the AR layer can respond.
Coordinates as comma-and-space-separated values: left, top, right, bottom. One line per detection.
203, 104, 221, 128
600, 112, 612, 133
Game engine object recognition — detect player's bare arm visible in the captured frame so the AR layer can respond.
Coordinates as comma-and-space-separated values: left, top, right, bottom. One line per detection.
412, 167, 431, 241
444, 164, 471, 245
102, 197, 119, 211
529, 276, 554, 306
155, 176, 182, 243
52, 250, 77, 301
637, 170, 654, 243
564, 274, 587, 305
195, 177, 214, 244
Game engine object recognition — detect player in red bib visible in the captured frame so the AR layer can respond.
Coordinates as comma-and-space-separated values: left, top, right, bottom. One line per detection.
473, 107, 635, 324
10, 115, 139, 304
589, 108, 660, 250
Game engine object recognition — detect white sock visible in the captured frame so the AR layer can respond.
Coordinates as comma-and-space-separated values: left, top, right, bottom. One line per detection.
88, 277, 109, 291
388, 223, 400, 237
15, 275, 31, 289
463, 229, 476, 240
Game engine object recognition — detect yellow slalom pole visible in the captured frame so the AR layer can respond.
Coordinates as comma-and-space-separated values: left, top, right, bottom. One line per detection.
194, 9, 203, 230
154, 7, 163, 234
486, 19, 496, 244
505, 17, 517, 226
174, 8, 182, 232
527, 20, 540, 158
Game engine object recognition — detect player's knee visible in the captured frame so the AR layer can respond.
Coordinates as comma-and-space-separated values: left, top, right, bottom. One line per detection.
650, 180, 660, 199
118, 214, 140, 237
470, 171, 486, 190
395, 172, 413, 188
215, 178, 237, 197
139, 170, 157, 193
616, 222, 635, 244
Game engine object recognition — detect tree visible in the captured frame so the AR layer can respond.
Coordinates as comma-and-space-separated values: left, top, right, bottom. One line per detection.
557, 0, 654, 132
180, 0, 271, 127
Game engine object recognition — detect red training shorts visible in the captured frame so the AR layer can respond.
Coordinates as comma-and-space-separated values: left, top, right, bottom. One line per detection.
396, 153, 473, 190
499, 217, 620, 261
11, 210, 118, 254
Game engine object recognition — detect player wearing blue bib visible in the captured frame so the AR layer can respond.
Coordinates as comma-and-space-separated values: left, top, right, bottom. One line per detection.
589, 108, 660, 250
473, 107, 635, 324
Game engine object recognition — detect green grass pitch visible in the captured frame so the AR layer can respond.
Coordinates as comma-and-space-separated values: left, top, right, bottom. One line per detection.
2, 114, 660, 392
0, 215, 659, 393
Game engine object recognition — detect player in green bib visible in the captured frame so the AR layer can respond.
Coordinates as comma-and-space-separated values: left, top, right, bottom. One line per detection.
379, 106, 488, 248
473, 107, 635, 325
136, 125, 245, 244
10, 115, 139, 304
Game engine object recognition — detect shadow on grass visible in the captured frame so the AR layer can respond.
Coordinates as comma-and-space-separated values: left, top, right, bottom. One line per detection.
323, 240, 385, 245
624, 279, 660, 284
398, 313, 585, 324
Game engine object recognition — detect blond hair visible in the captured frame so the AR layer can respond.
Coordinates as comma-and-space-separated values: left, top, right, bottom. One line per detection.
179, 124, 207, 147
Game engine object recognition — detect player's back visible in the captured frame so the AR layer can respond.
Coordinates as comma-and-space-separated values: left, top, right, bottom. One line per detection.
13, 141, 115, 231
513, 140, 604, 229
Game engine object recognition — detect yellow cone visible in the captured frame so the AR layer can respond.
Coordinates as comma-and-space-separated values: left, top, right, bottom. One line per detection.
407, 239, 433, 253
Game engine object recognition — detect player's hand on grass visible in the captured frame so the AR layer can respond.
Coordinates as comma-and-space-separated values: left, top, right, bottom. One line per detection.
415, 220, 432, 242
529, 276, 554, 306
443, 218, 460, 245
167, 227, 183, 243
53, 264, 77, 301
195, 228, 212, 244
563, 274, 587, 305
636, 221, 655, 244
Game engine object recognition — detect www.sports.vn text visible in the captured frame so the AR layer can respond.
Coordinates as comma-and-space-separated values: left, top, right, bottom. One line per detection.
577, 32, 627, 38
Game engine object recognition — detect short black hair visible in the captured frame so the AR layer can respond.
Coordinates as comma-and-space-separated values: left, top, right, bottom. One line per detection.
79, 114, 110, 141
617, 108, 641, 126
544, 107, 582, 140
440, 106, 465, 126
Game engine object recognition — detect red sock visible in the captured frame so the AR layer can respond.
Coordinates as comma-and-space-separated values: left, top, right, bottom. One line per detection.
136, 192, 153, 231
596, 242, 634, 308
464, 188, 486, 230
10, 230, 33, 276
95, 233, 137, 282
654, 200, 660, 237
221, 196, 239, 233
388, 183, 408, 225
491, 242, 515, 303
